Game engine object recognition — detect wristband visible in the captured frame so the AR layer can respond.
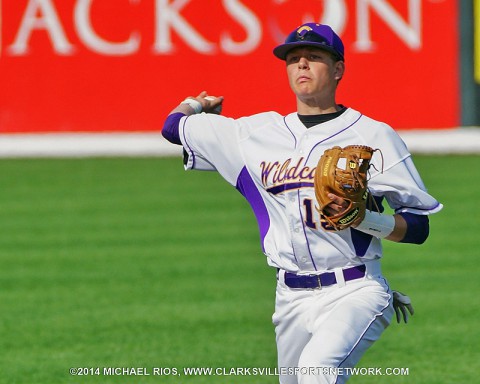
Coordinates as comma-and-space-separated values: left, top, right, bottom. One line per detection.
181, 98, 202, 114
355, 210, 395, 239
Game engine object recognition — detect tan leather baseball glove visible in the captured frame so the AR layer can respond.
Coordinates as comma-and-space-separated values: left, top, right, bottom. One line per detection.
314, 145, 376, 231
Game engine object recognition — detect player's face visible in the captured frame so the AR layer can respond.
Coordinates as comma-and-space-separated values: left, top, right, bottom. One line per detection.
285, 47, 344, 104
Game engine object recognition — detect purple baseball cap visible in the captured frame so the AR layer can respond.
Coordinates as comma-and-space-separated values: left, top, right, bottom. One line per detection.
273, 23, 345, 61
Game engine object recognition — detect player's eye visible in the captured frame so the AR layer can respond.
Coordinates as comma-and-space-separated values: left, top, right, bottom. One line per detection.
308, 54, 322, 61
286, 55, 300, 64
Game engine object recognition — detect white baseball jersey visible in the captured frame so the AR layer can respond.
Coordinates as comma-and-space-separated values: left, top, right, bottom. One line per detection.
179, 107, 442, 273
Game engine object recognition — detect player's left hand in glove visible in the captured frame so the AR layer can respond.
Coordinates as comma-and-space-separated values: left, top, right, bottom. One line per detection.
392, 290, 414, 323
314, 145, 376, 231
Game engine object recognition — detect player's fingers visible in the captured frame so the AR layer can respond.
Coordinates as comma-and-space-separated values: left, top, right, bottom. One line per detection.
400, 305, 408, 323
328, 193, 349, 208
407, 303, 415, 316
205, 96, 224, 106
324, 204, 341, 215
325, 194, 348, 214
394, 307, 401, 324
204, 96, 223, 114
196, 91, 208, 99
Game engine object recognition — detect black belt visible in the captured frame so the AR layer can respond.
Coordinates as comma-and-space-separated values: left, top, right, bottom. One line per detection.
282, 265, 366, 289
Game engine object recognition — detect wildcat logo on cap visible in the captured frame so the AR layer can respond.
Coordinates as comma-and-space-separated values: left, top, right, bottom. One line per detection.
296, 25, 313, 38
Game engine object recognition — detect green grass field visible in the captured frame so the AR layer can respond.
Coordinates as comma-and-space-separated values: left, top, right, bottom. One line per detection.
0, 155, 478, 384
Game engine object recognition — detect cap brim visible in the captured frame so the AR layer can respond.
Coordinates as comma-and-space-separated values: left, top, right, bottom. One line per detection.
273, 42, 343, 61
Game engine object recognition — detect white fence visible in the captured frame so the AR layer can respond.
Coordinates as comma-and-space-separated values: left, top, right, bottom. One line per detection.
1, 128, 479, 158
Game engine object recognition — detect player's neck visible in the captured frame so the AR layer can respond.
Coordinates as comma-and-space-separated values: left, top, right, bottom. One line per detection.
296, 98, 340, 115
298, 106, 347, 128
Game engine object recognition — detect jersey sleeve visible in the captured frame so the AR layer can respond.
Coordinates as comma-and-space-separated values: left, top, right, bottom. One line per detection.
365, 125, 443, 215
369, 156, 442, 214
179, 113, 245, 185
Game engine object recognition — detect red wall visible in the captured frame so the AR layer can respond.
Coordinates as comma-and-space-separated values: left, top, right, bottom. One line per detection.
0, 0, 460, 133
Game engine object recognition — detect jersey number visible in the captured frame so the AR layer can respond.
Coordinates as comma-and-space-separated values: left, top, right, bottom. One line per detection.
303, 198, 317, 229
303, 198, 334, 231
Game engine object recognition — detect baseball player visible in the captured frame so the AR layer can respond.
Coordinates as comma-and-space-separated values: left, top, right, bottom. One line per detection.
161, 23, 442, 384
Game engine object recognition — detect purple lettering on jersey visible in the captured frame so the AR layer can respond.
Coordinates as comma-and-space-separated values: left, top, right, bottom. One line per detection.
236, 166, 270, 252
260, 157, 315, 191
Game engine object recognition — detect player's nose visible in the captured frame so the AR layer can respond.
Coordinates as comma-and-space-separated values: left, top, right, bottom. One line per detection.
298, 57, 309, 69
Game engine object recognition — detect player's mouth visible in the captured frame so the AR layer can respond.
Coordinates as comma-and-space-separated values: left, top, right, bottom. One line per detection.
297, 75, 311, 83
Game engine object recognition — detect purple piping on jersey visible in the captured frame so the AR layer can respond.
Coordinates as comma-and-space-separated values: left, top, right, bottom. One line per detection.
267, 182, 314, 195
296, 189, 318, 270
304, 113, 363, 164
334, 278, 392, 383
236, 167, 270, 252
396, 201, 442, 213
180, 115, 196, 168
283, 116, 298, 148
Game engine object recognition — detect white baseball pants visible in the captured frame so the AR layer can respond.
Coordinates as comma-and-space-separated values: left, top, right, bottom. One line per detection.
273, 263, 394, 384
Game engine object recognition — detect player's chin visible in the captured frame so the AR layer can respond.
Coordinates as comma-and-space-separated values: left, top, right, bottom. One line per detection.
295, 88, 318, 101
289, 78, 308, 91
293, 82, 317, 93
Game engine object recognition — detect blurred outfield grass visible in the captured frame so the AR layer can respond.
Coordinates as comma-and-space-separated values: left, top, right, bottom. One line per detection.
0, 155, 478, 384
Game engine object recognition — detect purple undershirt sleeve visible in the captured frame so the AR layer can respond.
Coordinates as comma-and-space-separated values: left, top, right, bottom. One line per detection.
161, 112, 185, 145
399, 212, 429, 244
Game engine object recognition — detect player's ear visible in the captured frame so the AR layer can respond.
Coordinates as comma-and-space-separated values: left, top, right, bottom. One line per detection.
334, 60, 345, 81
